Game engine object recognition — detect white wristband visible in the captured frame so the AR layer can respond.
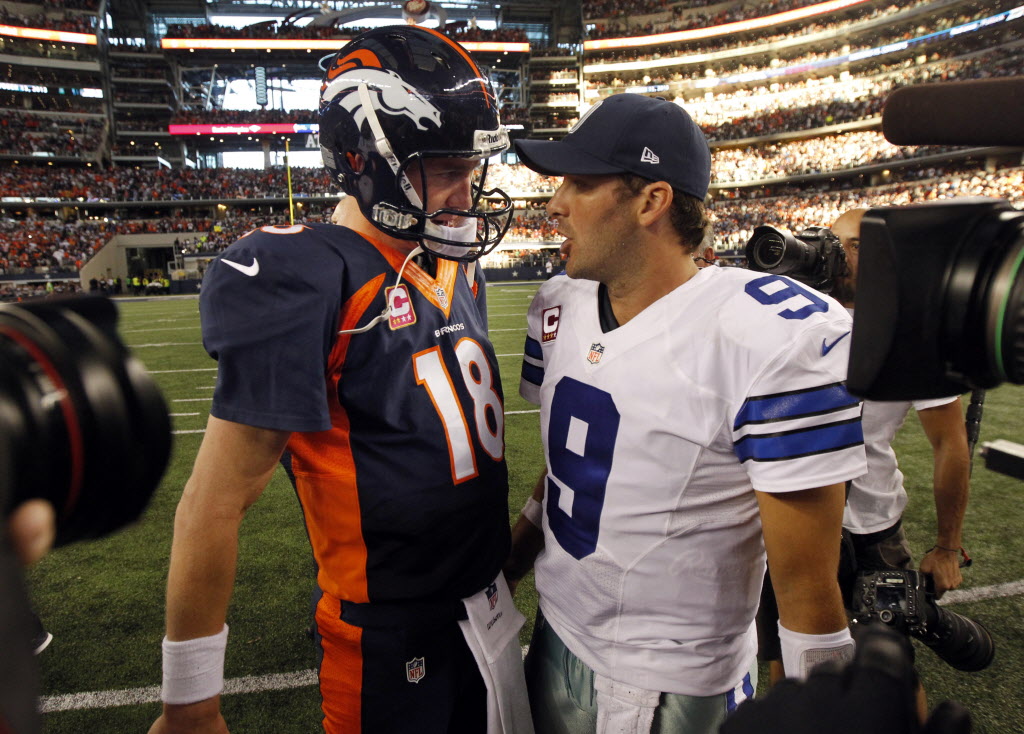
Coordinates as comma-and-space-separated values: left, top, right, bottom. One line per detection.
778, 622, 854, 680
521, 497, 543, 528
161, 624, 229, 704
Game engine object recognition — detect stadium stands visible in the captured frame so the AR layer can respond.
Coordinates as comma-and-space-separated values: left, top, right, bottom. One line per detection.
0, 0, 1021, 289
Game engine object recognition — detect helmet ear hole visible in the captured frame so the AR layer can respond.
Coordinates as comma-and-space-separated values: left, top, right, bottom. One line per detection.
345, 151, 365, 175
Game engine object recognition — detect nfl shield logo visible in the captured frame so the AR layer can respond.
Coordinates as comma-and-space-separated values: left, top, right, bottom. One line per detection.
406, 657, 425, 683
434, 285, 449, 308
587, 343, 605, 364
486, 582, 499, 610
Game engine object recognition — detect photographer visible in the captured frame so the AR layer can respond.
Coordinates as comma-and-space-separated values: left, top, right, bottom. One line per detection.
830, 208, 972, 602
755, 210, 974, 710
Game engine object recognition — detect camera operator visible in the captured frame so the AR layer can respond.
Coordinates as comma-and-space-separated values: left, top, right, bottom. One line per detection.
756, 209, 973, 715
830, 208, 972, 601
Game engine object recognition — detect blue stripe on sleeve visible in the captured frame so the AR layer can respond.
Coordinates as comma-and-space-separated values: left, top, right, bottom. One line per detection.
734, 418, 863, 463
521, 360, 544, 387
734, 383, 859, 430
524, 335, 543, 360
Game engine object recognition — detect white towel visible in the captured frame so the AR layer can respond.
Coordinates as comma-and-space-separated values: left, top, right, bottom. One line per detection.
459, 573, 535, 734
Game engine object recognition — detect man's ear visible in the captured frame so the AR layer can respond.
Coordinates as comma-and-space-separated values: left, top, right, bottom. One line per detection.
636, 181, 673, 227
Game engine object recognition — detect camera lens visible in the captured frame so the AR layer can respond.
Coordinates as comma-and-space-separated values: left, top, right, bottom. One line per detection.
0, 296, 171, 546
920, 604, 995, 672
745, 225, 825, 285
749, 230, 788, 270
945, 205, 1024, 386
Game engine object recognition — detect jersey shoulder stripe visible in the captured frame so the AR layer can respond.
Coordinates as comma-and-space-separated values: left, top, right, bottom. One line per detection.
734, 416, 864, 463
734, 382, 860, 429
521, 358, 543, 389
524, 334, 543, 360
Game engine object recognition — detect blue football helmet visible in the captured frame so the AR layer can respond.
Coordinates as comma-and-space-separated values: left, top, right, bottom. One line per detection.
319, 25, 514, 261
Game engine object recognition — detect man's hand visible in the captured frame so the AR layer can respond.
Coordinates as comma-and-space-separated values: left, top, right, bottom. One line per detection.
8, 499, 55, 565
147, 698, 230, 734
721, 625, 972, 734
919, 547, 963, 599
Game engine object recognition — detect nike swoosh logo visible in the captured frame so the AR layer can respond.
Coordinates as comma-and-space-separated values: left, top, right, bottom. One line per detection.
821, 330, 851, 357
222, 257, 259, 277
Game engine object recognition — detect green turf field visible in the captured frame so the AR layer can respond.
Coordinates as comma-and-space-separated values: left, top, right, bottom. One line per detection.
23, 286, 1024, 733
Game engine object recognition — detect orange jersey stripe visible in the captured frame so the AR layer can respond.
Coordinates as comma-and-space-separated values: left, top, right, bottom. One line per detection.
287, 273, 386, 602
315, 593, 363, 733
365, 239, 456, 317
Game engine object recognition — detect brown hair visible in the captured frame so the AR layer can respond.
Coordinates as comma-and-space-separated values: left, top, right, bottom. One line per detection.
618, 174, 709, 253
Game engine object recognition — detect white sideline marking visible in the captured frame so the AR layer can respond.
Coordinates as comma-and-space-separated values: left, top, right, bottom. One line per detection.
37, 577, 1023, 714
938, 579, 1024, 605
122, 326, 200, 334
169, 413, 200, 417
39, 670, 318, 713
173, 398, 212, 402
40, 651, 532, 713
150, 367, 217, 374
128, 342, 203, 348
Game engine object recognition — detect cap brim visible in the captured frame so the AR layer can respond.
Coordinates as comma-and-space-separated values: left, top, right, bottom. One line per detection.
514, 139, 623, 177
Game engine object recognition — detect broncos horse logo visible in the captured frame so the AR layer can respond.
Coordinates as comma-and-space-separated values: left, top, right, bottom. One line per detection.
321, 50, 443, 133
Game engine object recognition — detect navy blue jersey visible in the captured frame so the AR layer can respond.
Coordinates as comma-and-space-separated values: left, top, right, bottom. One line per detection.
201, 222, 510, 603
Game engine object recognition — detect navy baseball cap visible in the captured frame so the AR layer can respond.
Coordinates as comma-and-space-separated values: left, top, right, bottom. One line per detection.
514, 93, 711, 200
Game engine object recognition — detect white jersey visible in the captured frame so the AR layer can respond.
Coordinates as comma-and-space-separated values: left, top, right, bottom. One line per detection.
843, 394, 959, 535
519, 266, 867, 697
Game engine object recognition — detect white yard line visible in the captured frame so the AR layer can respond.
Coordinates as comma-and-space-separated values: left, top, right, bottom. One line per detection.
126, 342, 203, 348
36, 581, 1021, 712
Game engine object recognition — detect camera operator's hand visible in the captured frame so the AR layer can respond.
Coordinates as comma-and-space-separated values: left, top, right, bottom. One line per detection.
147, 698, 230, 734
720, 625, 972, 734
7, 500, 55, 565
920, 547, 963, 599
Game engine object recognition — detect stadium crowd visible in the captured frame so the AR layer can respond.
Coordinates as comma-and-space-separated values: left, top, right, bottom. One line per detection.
3, 164, 1023, 281
170, 109, 315, 125
587, 1, 996, 67
0, 91, 103, 114
711, 131, 953, 184
0, 5, 96, 33
0, 165, 333, 200
587, 44, 1024, 140
586, 0, 832, 39
0, 114, 105, 157
163, 21, 526, 43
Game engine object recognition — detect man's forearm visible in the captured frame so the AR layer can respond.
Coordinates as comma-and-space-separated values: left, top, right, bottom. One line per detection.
165, 485, 245, 640
758, 483, 848, 635
932, 448, 970, 548
503, 470, 547, 590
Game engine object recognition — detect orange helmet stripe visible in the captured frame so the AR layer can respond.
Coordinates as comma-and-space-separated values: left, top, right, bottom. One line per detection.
326, 48, 382, 80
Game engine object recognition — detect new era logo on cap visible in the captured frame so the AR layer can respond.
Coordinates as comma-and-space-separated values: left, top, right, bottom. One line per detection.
641, 147, 660, 164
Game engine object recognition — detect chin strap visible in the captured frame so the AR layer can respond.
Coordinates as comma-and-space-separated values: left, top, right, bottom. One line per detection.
338, 245, 423, 335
